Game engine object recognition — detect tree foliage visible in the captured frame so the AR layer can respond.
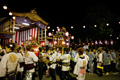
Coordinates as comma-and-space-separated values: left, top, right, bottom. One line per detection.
84, 4, 114, 40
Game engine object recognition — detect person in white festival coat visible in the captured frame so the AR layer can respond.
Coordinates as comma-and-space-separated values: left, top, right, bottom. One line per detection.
73, 47, 88, 80
15, 45, 24, 80
24, 45, 38, 80
60, 48, 71, 80
0, 43, 19, 80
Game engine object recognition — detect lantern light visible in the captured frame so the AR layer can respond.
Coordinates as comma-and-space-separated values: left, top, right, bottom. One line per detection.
48, 32, 52, 36
65, 32, 69, 36
99, 40, 102, 44
106, 23, 109, 26
110, 40, 113, 45
3, 6, 7, 10
9, 12, 13, 16
66, 43, 69, 45
117, 37, 119, 39
54, 41, 57, 45
12, 16, 16, 20
52, 29, 54, 31
58, 28, 60, 32
94, 25, 97, 27
29, 36, 32, 40
62, 41, 65, 45
71, 36, 74, 40
21, 41, 24, 46
71, 26, 73, 29
95, 40, 98, 44
92, 42, 94, 45
57, 26, 59, 29
105, 40, 107, 44
83, 26, 86, 28
47, 26, 50, 29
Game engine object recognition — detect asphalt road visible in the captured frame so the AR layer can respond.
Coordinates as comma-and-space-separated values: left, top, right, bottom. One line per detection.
32, 72, 120, 80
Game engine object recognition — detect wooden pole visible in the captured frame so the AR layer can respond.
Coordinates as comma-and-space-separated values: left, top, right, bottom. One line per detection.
45, 26, 47, 45
12, 19, 15, 43
38, 27, 40, 43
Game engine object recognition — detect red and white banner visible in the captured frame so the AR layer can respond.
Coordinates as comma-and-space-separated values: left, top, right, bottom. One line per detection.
15, 27, 38, 45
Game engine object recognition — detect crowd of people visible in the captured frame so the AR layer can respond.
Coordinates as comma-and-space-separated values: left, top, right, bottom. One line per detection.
0, 43, 120, 80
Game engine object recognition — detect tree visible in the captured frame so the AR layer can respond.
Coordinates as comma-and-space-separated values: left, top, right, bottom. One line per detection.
84, 4, 114, 40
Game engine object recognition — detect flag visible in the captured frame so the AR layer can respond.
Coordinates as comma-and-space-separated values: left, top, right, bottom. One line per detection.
15, 27, 38, 45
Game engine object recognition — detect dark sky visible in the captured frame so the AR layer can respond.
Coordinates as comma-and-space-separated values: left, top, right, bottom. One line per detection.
0, 0, 120, 43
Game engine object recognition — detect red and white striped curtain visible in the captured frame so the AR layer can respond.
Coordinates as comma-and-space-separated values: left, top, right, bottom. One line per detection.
15, 27, 38, 45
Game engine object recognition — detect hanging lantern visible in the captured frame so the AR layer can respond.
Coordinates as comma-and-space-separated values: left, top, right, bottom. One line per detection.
29, 35, 32, 40
58, 28, 60, 32
95, 40, 98, 44
48, 32, 52, 36
3, 6, 7, 10
99, 40, 102, 44
71, 36, 74, 40
54, 41, 57, 45
12, 16, 16, 20
66, 43, 69, 45
21, 41, 24, 46
110, 40, 113, 45
105, 40, 107, 44
9, 12, 13, 16
71, 26, 73, 29
65, 32, 69, 36
62, 41, 65, 45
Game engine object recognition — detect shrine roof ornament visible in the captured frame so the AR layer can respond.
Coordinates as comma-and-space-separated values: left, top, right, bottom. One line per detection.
12, 9, 49, 25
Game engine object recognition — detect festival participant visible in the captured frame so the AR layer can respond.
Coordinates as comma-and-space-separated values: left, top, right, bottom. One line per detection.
111, 49, 117, 74
49, 48, 57, 80
15, 45, 24, 80
73, 47, 88, 80
0, 45, 5, 80
0, 43, 19, 80
55, 48, 62, 80
92, 49, 97, 73
102, 50, 113, 75
69, 47, 77, 73
38, 47, 45, 80
88, 48, 95, 74
60, 48, 71, 80
24, 45, 38, 80
96, 49, 103, 77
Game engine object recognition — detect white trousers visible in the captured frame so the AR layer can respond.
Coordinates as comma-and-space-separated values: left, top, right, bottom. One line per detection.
77, 73, 86, 80
25, 72, 33, 80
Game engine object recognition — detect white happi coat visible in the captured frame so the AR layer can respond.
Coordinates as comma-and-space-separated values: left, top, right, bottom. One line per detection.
74, 53, 89, 63
73, 56, 88, 80
60, 53, 71, 71
49, 53, 57, 69
23, 51, 38, 73
0, 52, 19, 77
16, 53, 24, 72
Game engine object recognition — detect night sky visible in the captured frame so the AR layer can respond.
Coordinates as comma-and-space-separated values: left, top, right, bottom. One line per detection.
0, 0, 120, 43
